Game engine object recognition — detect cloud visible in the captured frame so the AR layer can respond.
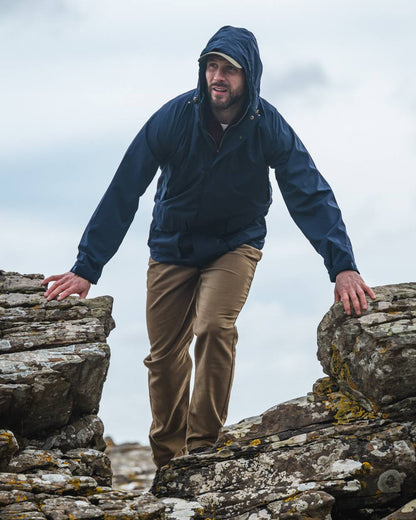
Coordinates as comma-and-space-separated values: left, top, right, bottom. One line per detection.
0, 0, 74, 18
263, 63, 329, 100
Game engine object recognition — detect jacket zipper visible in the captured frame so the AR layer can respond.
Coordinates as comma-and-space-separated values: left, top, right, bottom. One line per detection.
216, 108, 250, 152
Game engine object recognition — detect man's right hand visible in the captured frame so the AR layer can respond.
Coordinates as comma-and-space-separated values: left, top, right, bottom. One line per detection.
42, 272, 91, 301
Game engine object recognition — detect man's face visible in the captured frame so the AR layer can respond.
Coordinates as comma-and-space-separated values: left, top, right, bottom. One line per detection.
205, 55, 246, 112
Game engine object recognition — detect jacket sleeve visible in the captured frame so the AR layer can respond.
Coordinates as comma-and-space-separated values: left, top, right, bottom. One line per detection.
70, 114, 166, 284
265, 109, 358, 282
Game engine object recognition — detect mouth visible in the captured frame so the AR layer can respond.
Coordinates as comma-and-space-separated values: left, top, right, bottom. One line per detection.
211, 84, 228, 94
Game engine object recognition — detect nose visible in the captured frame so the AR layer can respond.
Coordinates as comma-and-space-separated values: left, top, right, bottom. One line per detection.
213, 67, 225, 82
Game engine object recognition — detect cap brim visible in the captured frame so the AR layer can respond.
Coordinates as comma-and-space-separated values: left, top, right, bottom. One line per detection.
199, 52, 242, 69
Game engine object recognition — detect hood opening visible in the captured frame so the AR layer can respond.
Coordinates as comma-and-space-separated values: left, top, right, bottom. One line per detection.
197, 25, 263, 113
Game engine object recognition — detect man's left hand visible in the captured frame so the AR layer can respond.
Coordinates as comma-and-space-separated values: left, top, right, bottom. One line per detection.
334, 270, 376, 316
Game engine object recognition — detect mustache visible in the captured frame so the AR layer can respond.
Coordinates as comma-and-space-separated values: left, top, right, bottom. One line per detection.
209, 82, 228, 89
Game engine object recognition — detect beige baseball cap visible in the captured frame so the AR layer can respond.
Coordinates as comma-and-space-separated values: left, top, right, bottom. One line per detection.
199, 52, 242, 69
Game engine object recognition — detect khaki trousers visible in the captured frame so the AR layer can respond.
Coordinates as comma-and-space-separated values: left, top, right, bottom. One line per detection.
143, 244, 262, 468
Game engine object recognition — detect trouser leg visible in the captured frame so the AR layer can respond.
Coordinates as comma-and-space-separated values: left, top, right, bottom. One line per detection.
187, 244, 262, 451
144, 258, 199, 468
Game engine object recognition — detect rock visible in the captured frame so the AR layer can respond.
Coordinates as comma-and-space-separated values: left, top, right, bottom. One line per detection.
0, 500, 46, 520
381, 498, 416, 519
105, 440, 155, 492
0, 271, 114, 355
0, 270, 114, 437
32, 414, 107, 452
0, 271, 166, 520
0, 296, 114, 355
0, 432, 18, 472
5, 447, 112, 487
39, 496, 104, 520
152, 283, 416, 520
317, 283, 416, 419
89, 491, 165, 519
153, 405, 415, 518
0, 489, 35, 507
64, 448, 113, 486
0, 272, 44, 294
2, 271, 415, 519
161, 497, 204, 519
0, 472, 99, 495
0, 342, 110, 435
6, 448, 67, 474
267, 490, 335, 520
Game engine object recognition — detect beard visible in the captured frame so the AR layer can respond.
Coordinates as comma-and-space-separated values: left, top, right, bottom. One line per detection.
208, 83, 246, 112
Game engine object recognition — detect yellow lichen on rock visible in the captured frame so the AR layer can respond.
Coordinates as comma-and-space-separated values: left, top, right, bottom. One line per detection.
330, 343, 358, 391
318, 378, 378, 425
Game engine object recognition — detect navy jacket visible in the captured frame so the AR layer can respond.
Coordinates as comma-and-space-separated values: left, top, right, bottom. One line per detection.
71, 26, 358, 284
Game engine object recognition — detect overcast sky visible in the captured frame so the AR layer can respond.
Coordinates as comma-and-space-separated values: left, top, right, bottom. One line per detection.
1, 0, 415, 444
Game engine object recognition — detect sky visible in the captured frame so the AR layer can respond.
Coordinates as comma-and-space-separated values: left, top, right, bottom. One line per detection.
1, 0, 415, 444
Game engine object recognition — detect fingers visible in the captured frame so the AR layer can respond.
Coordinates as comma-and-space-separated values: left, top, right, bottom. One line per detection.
334, 271, 376, 316
42, 272, 91, 301
358, 286, 369, 311
350, 287, 365, 316
79, 289, 90, 299
45, 278, 73, 301
41, 274, 65, 285
365, 285, 377, 300
56, 284, 80, 301
340, 290, 352, 316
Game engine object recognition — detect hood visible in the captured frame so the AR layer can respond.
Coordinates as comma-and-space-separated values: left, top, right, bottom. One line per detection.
197, 26, 263, 113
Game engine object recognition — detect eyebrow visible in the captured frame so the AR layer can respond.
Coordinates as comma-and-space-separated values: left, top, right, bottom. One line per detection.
206, 59, 238, 68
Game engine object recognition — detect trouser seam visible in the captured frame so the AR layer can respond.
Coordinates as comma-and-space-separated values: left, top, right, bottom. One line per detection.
219, 326, 237, 422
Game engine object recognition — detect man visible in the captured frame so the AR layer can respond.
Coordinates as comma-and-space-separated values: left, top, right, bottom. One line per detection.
43, 26, 375, 468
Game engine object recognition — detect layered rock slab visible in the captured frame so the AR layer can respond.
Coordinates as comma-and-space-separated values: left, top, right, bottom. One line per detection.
3, 272, 415, 519
317, 283, 416, 419
0, 271, 166, 519
153, 283, 416, 520
0, 271, 114, 436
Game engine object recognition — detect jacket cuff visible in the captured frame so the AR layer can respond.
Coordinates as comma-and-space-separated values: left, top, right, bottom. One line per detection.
70, 263, 100, 285
329, 263, 360, 283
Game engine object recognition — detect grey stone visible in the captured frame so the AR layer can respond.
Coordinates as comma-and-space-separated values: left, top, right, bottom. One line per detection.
5, 446, 112, 486
2, 272, 416, 519
0, 472, 99, 495
6, 448, 65, 474
152, 283, 416, 519
0, 293, 115, 353
317, 283, 416, 419
0, 271, 44, 295
381, 498, 416, 519
35, 414, 106, 452
0, 272, 114, 437
0, 500, 46, 520
153, 412, 415, 518
40, 496, 104, 520
0, 432, 18, 472
0, 343, 110, 435
0, 489, 34, 507
105, 440, 155, 492
63, 448, 112, 486
267, 490, 335, 519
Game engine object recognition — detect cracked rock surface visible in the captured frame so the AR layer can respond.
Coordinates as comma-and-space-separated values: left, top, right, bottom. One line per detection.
153, 283, 416, 520
0, 271, 164, 520
1, 272, 415, 519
